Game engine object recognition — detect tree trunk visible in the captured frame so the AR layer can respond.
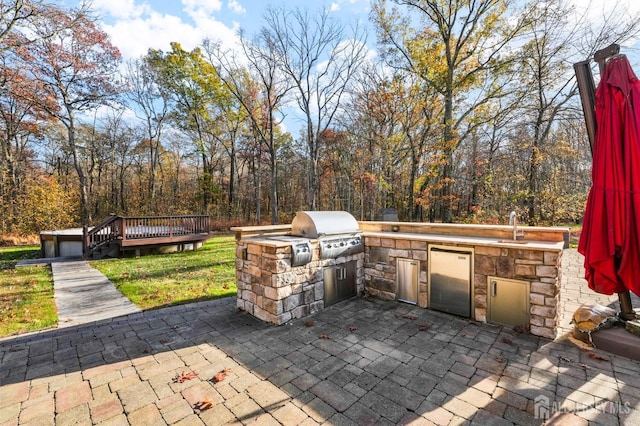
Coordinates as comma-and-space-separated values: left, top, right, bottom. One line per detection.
65, 111, 90, 255
440, 85, 455, 223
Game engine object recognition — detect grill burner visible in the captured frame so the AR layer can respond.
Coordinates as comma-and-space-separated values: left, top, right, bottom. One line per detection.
320, 234, 363, 259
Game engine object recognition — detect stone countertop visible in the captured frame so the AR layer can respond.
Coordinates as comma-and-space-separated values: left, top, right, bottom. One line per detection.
237, 231, 564, 251
236, 235, 314, 247
362, 231, 565, 251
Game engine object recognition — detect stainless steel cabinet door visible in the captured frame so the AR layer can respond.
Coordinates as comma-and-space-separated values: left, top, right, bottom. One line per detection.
323, 260, 356, 307
429, 248, 472, 317
397, 258, 418, 304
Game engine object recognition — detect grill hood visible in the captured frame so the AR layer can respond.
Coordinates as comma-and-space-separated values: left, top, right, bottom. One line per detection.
290, 211, 360, 238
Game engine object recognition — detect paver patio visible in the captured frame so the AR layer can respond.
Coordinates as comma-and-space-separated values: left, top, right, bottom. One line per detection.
1, 249, 639, 425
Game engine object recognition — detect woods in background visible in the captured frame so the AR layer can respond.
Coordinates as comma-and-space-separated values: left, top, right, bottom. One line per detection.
1, 0, 639, 236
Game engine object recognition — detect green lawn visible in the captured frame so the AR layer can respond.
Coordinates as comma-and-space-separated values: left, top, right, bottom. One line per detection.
0, 246, 57, 336
91, 234, 237, 310
0, 234, 238, 337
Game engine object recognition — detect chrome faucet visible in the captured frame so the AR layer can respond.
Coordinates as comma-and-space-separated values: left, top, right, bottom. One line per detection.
509, 211, 524, 240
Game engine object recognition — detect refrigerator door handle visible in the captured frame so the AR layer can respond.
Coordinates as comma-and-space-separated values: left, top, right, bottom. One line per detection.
491, 280, 497, 297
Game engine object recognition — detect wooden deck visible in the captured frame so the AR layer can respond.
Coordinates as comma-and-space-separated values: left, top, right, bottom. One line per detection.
86, 215, 211, 258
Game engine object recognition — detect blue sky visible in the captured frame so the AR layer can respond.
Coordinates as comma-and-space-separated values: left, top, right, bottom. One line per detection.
84, 0, 640, 66
87, 0, 373, 61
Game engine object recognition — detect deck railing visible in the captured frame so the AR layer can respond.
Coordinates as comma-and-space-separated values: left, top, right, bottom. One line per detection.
87, 214, 121, 251
86, 215, 211, 254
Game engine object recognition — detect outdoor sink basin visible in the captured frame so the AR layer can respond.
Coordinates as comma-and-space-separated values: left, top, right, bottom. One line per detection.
497, 239, 529, 244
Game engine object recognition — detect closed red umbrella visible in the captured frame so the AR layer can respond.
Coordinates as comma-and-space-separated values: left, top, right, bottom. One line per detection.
578, 55, 640, 297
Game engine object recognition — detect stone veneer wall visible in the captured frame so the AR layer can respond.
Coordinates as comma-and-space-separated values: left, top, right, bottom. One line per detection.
235, 240, 365, 325
364, 236, 563, 339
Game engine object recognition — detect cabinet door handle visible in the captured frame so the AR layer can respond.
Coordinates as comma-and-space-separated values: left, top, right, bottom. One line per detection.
491, 281, 497, 297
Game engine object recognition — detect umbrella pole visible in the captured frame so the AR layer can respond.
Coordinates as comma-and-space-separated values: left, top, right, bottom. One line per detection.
574, 43, 637, 321
618, 292, 636, 321
573, 60, 596, 152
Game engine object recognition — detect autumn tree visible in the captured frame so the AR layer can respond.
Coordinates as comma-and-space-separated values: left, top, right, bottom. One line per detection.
339, 64, 440, 221
512, 0, 640, 224
147, 43, 234, 215
373, 0, 534, 222
0, 0, 32, 46
0, 46, 55, 232
0, 0, 87, 49
18, 173, 78, 234
18, 4, 121, 248
0, 1, 91, 234
263, 6, 368, 210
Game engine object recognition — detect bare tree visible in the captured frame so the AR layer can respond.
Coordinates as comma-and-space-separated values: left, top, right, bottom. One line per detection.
124, 57, 170, 204
263, 6, 368, 210
204, 31, 292, 224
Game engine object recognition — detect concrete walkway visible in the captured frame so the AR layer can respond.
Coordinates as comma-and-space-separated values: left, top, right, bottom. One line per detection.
1, 249, 639, 425
51, 261, 141, 327
16, 257, 141, 327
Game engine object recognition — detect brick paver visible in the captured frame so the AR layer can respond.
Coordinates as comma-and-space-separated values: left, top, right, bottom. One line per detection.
1, 249, 640, 424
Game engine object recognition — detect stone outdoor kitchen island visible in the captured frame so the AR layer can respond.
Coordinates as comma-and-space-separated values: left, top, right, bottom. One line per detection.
232, 216, 568, 340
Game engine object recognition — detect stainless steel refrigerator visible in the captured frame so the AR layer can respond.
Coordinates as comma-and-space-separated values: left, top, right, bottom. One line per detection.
428, 248, 472, 317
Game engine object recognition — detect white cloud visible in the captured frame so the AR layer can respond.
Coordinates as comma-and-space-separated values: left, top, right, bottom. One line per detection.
93, 0, 240, 61
228, 0, 246, 14
570, 0, 640, 21
330, 3, 340, 12
182, 0, 223, 16
91, 0, 150, 19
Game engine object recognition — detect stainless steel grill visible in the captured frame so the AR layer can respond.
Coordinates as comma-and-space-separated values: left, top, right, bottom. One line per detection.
291, 211, 363, 259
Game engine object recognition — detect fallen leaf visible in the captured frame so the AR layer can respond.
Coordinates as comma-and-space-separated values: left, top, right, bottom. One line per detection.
173, 370, 199, 383
304, 321, 314, 327
194, 398, 215, 411
501, 336, 513, 345
588, 353, 609, 361
559, 356, 573, 363
319, 334, 330, 339
211, 368, 232, 383
580, 363, 591, 370
418, 323, 429, 331
403, 314, 417, 320
348, 325, 357, 332
212, 372, 226, 383
495, 356, 506, 363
